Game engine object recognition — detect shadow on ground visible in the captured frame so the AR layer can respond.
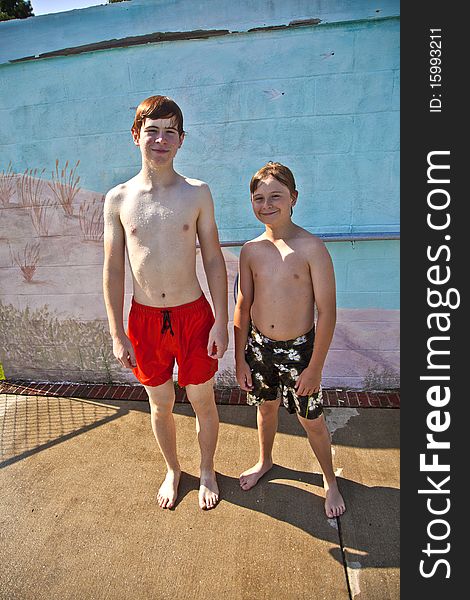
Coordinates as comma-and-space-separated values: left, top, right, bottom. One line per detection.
1, 395, 398, 471
0, 393, 399, 598
0, 395, 128, 468
173, 465, 399, 569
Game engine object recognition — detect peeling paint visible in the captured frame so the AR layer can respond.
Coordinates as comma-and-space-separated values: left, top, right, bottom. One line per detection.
11, 30, 232, 62
249, 18, 321, 33
325, 407, 360, 435
289, 18, 322, 27
11, 18, 323, 64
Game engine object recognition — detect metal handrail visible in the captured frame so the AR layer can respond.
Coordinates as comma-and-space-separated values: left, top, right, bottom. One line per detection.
218, 232, 400, 247
224, 232, 400, 303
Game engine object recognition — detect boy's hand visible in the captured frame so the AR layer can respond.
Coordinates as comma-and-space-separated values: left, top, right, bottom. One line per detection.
112, 335, 137, 369
207, 322, 228, 359
236, 359, 253, 392
295, 366, 321, 397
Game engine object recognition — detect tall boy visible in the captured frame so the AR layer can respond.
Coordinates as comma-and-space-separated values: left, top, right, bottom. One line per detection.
234, 162, 345, 518
103, 96, 228, 510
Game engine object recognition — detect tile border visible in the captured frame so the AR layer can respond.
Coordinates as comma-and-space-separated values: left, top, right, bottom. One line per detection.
0, 380, 400, 408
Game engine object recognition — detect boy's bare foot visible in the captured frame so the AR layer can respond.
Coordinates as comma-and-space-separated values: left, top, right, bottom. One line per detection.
199, 470, 219, 510
324, 479, 346, 518
239, 460, 273, 491
157, 470, 181, 509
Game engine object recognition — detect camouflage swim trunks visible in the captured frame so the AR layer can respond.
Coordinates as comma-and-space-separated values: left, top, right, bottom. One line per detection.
245, 323, 323, 420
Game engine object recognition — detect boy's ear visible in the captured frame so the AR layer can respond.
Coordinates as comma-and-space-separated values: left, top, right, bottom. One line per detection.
178, 132, 185, 148
131, 127, 140, 146
291, 190, 299, 207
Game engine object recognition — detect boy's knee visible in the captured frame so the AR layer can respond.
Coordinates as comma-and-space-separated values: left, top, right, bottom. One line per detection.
297, 412, 327, 433
258, 399, 280, 416
147, 388, 175, 414
186, 380, 215, 406
149, 398, 174, 417
188, 394, 216, 417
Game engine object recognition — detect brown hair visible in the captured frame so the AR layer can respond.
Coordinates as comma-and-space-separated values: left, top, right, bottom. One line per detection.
250, 162, 297, 198
131, 95, 184, 137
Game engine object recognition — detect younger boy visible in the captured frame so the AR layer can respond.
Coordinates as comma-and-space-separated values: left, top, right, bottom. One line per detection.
234, 162, 345, 518
103, 96, 228, 510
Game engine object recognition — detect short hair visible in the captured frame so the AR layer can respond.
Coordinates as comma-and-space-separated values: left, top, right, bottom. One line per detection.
250, 162, 297, 198
131, 95, 184, 137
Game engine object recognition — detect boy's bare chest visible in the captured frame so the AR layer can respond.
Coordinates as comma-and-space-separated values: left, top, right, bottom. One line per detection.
121, 198, 197, 242
252, 248, 311, 285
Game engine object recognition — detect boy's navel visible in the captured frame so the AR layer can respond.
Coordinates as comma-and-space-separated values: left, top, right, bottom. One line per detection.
293, 273, 299, 279
183, 224, 189, 231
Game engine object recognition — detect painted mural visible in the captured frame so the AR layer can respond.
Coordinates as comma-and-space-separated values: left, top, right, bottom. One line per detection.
0, 1, 400, 389
1, 163, 111, 379
0, 160, 398, 388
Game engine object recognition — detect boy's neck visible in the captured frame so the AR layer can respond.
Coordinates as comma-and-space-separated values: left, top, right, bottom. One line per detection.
139, 163, 179, 188
264, 221, 297, 241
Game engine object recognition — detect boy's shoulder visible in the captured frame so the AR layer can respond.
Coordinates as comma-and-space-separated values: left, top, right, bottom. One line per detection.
294, 227, 326, 249
293, 229, 331, 265
179, 176, 212, 203
103, 182, 130, 216
104, 175, 138, 205
245, 232, 267, 244
241, 233, 268, 253
181, 175, 208, 188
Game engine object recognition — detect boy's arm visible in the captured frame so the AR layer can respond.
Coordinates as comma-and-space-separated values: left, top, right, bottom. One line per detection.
102, 191, 136, 369
295, 240, 336, 397
196, 184, 228, 359
234, 245, 254, 391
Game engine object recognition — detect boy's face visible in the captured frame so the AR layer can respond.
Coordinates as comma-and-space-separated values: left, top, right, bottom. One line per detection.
251, 176, 297, 225
133, 116, 184, 165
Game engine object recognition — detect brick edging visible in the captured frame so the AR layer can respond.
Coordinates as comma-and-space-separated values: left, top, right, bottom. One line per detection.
0, 380, 400, 408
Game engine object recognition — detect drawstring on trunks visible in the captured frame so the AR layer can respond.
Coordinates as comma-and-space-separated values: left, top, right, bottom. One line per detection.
161, 310, 174, 336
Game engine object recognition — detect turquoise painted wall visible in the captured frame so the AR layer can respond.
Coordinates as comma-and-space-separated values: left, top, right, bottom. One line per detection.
0, 1, 399, 386
0, 1, 399, 311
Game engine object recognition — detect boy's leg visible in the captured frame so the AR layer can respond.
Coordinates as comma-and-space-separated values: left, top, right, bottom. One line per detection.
240, 398, 281, 490
145, 379, 181, 509
297, 413, 346, 518
185, 378, 220, 510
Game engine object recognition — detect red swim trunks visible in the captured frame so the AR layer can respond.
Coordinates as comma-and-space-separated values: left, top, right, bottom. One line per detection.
128, 294, 218, 388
